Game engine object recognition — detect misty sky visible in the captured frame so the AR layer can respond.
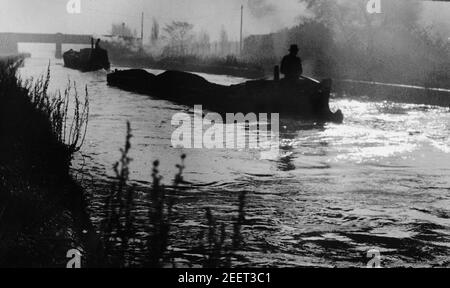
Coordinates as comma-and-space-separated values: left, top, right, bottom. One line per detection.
1, 0, 449, 41
0, 0, 307, 41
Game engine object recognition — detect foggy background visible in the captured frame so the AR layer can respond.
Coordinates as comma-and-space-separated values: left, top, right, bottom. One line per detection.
1, 0, 449, 41
0, 0, 305, 41
1, 0, 448, 88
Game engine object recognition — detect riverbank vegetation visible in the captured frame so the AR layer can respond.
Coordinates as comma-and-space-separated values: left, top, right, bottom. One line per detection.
0, 56, 248, 267
103, 40, 264, 79
0, 56, 91, 267
293, 0, 449, 88
100, 122, 248, 268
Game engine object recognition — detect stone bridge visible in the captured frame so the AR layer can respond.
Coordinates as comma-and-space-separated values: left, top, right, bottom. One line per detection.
0, 32, 92, 58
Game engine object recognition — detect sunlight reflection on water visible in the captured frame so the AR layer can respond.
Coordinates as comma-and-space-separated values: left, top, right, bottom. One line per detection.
19, 57, 450, 267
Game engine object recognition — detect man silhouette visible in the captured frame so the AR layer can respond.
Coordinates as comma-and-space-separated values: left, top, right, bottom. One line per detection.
280, 44, 303, 81
95, 39, 102, 50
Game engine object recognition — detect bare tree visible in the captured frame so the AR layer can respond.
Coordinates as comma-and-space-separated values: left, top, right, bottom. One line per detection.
219, 26, 229, 55
163, 21, 194, 56
299, 0, 422, 54
197, 30, 211, 55
299, 0, 421, 36
151, 18, 160, 45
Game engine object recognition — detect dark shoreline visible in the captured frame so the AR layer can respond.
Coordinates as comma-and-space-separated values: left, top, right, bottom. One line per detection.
0, 56, 247, 268
334, 79, 450, 108
0, 55, 101, 267
110, 57, 266, 79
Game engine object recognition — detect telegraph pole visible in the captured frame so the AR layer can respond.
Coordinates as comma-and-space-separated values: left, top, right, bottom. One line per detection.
240, 5, 243, 55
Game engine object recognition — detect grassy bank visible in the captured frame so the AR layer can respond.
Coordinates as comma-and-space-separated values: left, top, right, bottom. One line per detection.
0, 56, 99, 267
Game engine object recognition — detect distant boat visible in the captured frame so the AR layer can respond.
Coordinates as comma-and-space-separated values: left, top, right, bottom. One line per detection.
63, 45, 110, 72
107, 69, 344, 123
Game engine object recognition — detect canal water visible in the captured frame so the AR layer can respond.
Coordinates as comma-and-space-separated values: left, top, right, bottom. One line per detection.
19, 57, 450, 267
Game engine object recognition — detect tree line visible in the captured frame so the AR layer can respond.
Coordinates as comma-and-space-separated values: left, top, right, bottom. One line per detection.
110, 20, 240, 57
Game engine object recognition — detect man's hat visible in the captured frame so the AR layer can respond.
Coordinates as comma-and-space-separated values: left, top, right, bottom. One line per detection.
289, 44, 299, 52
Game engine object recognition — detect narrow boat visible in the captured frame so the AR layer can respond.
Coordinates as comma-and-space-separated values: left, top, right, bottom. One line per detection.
63, 40, 110, 72
107, 69, 344, 123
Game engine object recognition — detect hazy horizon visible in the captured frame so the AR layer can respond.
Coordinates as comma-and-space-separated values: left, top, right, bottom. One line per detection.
0, 0, 308, 41
1, 0, 449, 42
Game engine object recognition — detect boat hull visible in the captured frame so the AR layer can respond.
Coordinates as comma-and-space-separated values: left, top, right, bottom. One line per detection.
107, 69, 344, 123
63, 48, 110, 72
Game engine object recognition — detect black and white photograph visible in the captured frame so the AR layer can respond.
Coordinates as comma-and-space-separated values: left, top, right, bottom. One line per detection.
0, 0, 449, 275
